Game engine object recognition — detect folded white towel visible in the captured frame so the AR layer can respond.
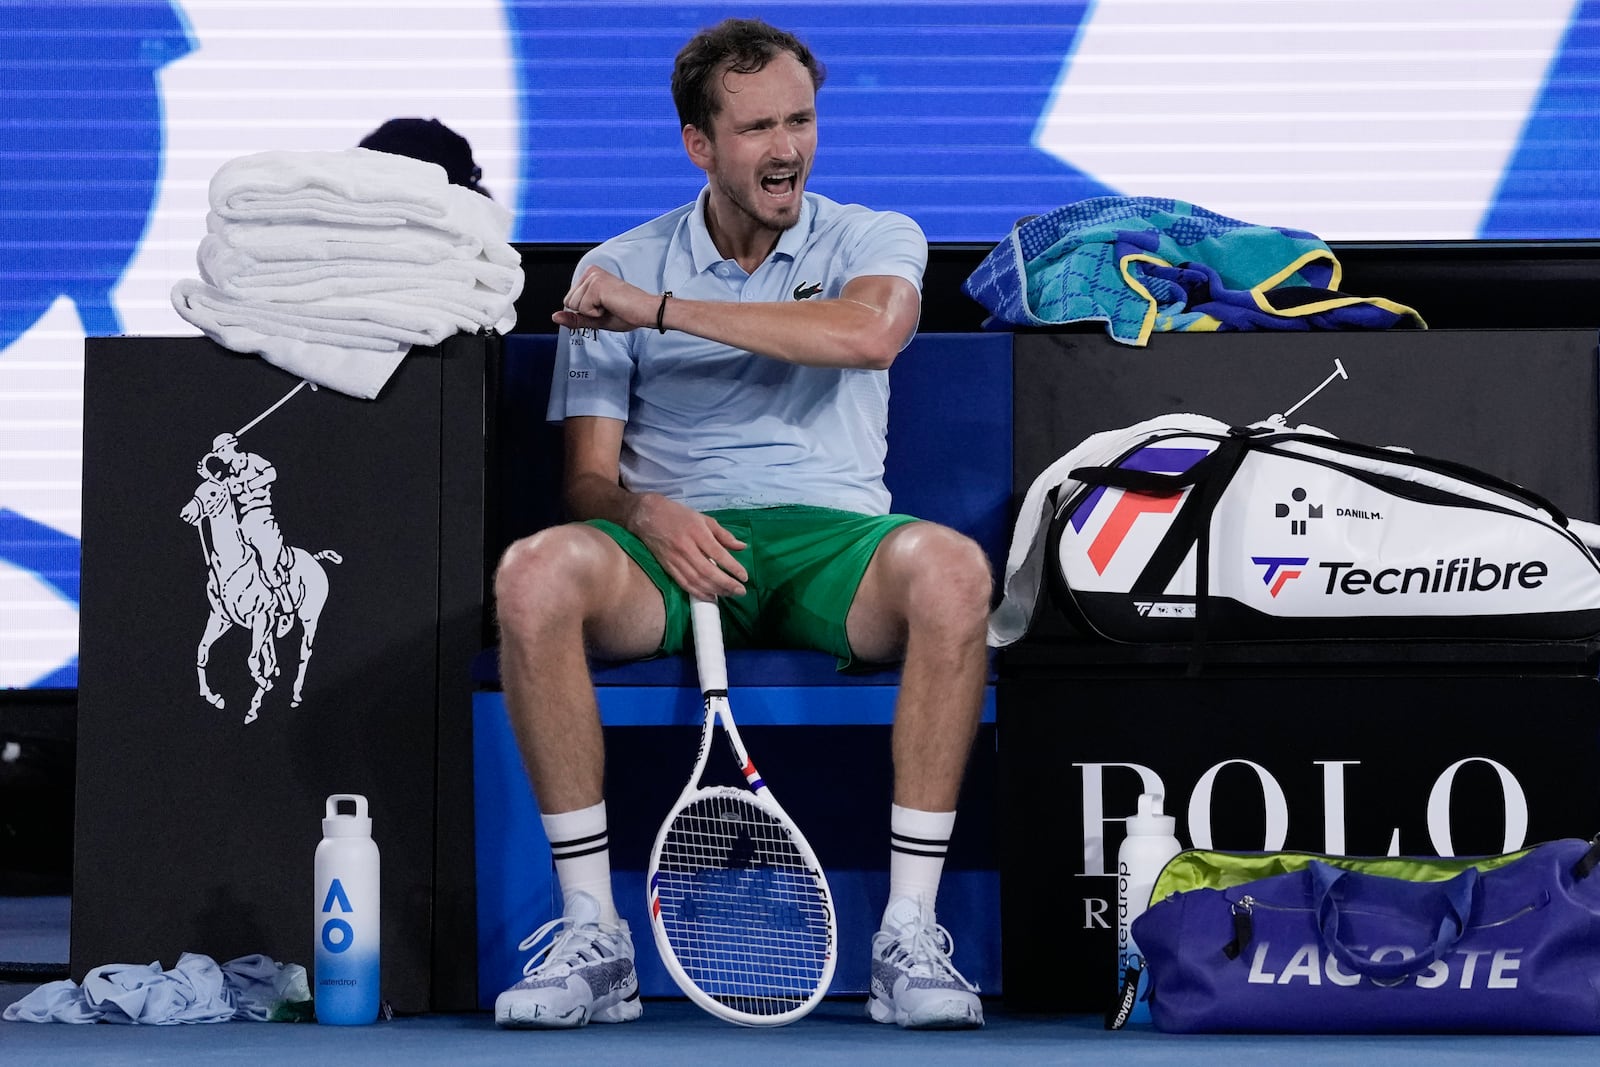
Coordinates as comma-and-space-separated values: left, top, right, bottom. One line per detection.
359, 286, 520, 335
209, 149, 516, 264
210, 147, 453, 220
205, 215, 483, 265
199, 235, 525, 299
179, 276, 516, 341
184, 148, 525, 396
173, 280, 410, 399
177, 276, 496, 343
205, 207, 519, 271
195, 260, 519, 341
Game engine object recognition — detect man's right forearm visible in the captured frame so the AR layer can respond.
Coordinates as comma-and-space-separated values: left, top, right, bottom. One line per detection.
564, 472, 653, 533
564, 468, 747, 601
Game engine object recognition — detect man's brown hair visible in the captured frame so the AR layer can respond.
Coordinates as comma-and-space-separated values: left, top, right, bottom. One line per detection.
670, 18, 826, 137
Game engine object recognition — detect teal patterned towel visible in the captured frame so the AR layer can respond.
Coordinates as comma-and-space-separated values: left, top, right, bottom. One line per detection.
962, 197, 1422, 345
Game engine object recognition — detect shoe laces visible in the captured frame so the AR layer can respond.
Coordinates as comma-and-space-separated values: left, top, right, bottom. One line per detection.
877, 915, 978, 992
516, 913, 629, 979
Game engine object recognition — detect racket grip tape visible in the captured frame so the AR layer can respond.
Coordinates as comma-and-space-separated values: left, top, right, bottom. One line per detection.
690, 599, 729, 693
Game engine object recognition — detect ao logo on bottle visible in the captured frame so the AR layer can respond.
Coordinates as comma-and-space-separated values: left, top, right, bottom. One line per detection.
321, 879, 358, 954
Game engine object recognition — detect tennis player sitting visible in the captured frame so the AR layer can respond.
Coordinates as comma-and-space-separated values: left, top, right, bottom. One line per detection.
492, 17, 990, 1031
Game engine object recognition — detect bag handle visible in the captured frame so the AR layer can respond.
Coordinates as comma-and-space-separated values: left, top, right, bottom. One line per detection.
1575, 833, 1600, 880
1310, 861, 1478, 981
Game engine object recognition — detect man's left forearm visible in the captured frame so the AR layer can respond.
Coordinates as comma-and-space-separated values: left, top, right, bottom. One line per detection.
554, 265, 922, 369
656, 292, 909, 369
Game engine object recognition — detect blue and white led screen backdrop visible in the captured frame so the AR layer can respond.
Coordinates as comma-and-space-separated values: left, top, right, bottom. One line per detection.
3, 1, 1596, 687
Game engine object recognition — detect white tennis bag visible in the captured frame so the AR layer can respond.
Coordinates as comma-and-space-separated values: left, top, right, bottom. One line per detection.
989, 413, 1600, 645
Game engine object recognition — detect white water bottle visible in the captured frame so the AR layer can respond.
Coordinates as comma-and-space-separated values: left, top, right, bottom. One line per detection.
1115, 792, 1181, 1026
314, 793, 380, 1025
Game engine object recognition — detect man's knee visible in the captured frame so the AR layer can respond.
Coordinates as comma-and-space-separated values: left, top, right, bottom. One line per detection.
495, 525, 604, 624
884, 524, 992, 621
496, 524, 666, 662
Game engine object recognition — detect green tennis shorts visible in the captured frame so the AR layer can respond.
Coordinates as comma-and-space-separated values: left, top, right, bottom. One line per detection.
586, 504, 918, 668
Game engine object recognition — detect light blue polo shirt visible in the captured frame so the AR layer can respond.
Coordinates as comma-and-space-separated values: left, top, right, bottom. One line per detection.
547, 187, 928, 515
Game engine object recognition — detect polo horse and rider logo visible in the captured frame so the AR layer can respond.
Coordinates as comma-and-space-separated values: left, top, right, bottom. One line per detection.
178, 381, 342, 724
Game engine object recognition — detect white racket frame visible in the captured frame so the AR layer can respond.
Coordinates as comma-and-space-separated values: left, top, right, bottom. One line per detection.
644, 599, 838, 1026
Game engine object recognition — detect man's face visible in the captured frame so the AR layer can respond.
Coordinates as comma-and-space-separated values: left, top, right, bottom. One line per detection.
696, 51, 817, 234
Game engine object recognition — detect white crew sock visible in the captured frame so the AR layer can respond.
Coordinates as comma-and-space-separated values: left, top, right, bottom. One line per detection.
884, 804, 957, 927
541, 800, 618, 924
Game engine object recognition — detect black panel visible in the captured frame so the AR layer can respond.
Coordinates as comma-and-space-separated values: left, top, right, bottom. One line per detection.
0, 690, 75, 896
998, 668, 1600, 1014
999, 323, 1600, 1016
432, 333, 493, 1011
74, 336, 486, 1014
1012, 329, 1600, 524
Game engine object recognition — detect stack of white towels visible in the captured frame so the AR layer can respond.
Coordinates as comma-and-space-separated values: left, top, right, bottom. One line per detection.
172, 148, 523, 398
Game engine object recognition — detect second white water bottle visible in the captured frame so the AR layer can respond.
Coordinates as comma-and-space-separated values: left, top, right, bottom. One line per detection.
314, 793, 381, 1025
1114, 792, 1181, 1026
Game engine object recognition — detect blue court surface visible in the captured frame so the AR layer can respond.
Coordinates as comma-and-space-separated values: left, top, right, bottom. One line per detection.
7, 992, 1600, 1066
7, 991, 1600, 1067
6, 895, 1600, 1064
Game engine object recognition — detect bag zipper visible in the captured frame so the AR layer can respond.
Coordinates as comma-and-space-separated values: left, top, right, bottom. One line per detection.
1223, 890, 1549, 960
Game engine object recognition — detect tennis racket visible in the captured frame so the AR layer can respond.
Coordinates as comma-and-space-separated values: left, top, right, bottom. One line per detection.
645, 598, 838, 1026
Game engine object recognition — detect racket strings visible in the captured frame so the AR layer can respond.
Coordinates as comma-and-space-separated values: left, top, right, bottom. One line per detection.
654, 792, 831, 1017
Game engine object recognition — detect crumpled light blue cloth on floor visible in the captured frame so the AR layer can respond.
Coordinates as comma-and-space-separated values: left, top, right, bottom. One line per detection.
3, 952, 311, 1024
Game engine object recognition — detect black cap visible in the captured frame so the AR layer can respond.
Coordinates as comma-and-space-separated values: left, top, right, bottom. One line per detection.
359, 117, 488, 196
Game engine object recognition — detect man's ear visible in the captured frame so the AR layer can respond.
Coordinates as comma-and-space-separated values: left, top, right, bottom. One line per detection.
682, 124, 713, 171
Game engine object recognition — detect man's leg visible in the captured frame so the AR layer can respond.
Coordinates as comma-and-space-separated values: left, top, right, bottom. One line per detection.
848, 521, 989, 819
491, 522, 665, 1029
847, 521, 991, 1029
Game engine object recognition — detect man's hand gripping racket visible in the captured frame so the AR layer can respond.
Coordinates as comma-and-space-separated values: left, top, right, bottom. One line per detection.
645, 599, 838, 1025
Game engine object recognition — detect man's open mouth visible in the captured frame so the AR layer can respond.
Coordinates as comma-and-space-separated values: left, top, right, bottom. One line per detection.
761, 172, 797, 196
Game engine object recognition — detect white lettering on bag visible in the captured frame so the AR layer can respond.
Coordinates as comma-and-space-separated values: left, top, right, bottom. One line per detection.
1317, 558, 1548, 595
1245, 943, 1523, 989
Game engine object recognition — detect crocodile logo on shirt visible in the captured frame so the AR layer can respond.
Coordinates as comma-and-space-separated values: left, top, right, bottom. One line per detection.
792, 281, 823, 300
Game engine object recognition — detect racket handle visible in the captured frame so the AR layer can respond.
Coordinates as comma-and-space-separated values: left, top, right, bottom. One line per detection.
690, 599, 728, 694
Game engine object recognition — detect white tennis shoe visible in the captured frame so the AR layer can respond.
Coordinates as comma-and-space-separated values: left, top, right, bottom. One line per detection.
495, 891, 642, 1029
867, 897, 984, 1029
